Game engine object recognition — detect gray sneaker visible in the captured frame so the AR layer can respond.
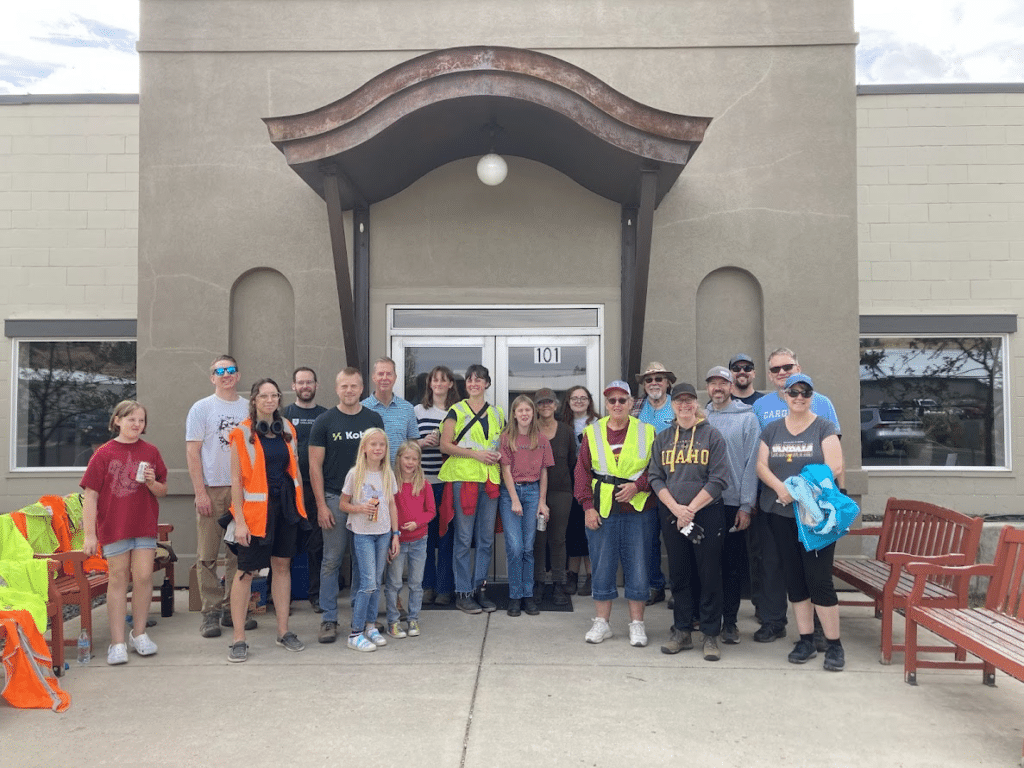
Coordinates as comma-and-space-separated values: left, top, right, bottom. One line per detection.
661, 626, 693, 655
276, 632, 305, 652
200, 613, 222, 638
702, 633, 721, 661
721, 623, 741, 645
227, 641, 248, 663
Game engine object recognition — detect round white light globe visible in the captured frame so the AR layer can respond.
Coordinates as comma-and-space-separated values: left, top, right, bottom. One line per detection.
476, 153, 508, 186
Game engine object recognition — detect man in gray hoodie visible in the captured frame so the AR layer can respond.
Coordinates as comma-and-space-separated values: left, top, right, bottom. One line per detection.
704, 366, 760, 645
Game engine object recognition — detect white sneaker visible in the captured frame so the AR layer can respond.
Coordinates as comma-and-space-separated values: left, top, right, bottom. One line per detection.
128, 632, 158, 656
107, 643, 128, 665
585, 617, 612, 644
628, 620, 648, 647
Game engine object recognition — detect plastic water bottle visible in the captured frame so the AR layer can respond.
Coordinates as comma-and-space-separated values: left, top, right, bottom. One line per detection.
77, 630, 91, 664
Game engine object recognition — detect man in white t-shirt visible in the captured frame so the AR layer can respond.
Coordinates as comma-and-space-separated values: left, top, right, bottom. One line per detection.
185, 355, 252, 638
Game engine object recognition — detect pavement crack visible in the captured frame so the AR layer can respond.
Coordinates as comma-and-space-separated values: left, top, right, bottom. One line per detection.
460, 613, 490, 768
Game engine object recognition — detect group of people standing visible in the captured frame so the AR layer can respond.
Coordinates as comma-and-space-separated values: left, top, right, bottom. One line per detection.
80, 346, 846, 672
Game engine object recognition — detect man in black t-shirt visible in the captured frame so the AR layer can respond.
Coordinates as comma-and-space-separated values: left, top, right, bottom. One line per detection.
308, 368, 384, 643
283, 367, 328, 612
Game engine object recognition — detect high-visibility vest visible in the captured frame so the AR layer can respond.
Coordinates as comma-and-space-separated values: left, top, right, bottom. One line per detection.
0, 611, 71, 713
229, 419, 307, 537
585, 417, 655, 518
437, 401, 506, 484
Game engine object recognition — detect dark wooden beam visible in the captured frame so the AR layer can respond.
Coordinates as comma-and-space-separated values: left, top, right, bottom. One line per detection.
353, 206, 370, 384
620, 206, 637, 379
625, 169, 658, 381
322, 167, 361, 369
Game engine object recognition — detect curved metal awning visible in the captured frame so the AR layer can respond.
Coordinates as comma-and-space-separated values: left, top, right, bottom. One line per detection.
264, 46, 711, 209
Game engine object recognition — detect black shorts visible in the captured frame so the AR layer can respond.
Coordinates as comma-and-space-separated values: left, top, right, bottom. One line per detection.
236, 494, 300, 572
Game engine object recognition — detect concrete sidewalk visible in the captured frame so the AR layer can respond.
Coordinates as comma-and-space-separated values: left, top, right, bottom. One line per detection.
5, 592, 1022, 767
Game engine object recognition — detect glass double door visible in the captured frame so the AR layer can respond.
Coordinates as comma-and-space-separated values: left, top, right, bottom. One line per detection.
393, 335, 601, 413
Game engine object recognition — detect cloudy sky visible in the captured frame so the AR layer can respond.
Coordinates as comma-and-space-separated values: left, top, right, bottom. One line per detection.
0, 0, 1022, 95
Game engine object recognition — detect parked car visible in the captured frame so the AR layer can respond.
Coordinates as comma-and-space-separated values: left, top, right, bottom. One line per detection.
861, 406, 927, 458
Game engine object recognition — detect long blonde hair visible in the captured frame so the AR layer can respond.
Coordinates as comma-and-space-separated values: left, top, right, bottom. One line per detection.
503, 395, 539, 452
349, 428, 395, 502
394, 439, 426, 496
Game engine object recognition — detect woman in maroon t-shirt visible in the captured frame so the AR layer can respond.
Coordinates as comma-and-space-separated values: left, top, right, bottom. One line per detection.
80, 400, 168, 666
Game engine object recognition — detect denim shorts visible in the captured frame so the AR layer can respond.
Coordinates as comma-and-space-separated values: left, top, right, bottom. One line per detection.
585, 507, 655, 602
103, 536, 157, 559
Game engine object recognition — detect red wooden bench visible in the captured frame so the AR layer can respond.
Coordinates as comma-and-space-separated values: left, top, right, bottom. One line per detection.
832, 497, 983, 664
904, 525, 1024, 764
41, 524, 175, 675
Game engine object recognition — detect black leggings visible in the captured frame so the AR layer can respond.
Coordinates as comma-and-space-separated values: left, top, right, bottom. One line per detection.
767, 513, 838, 607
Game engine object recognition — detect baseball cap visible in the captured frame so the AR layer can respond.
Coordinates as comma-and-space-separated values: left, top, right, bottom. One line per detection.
705, 366, 732, 383
603, 380, 631, 397
728, 354, 754, 368
533, 387, 557, 404
785, 373, 814, 390
670, 382, 698, 400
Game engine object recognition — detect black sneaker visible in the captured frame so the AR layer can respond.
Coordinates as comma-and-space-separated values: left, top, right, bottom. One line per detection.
721, 623, 741, 645
578, 575, 592, 597
507, 598, 522, 617
552, 582, 570, 607
823, 643, 846, 672
753, 623, 786, 643
813, 625, 828, 652
788, 638, 818, 664
646, 587, 666, 606
434, 592, 454, 606
475, 587, 497, 613
456, 593, 483, 614
564, 571, 578, 596
523, 597, 540, 616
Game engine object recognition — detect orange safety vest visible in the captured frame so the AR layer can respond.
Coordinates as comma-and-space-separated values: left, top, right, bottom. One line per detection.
0, 610, 71, 712
229, 419, 307, 537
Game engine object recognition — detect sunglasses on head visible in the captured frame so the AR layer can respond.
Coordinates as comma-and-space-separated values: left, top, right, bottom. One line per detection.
730, 364, 754, 373
769, 363, 796, 375
643, 375, 666, 384
606, 397, 629, 405
213, 366, 238, 376
786, 388, 813, 399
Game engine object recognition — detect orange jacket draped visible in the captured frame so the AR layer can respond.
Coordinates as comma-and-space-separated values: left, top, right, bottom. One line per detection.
229, 419, 307, 537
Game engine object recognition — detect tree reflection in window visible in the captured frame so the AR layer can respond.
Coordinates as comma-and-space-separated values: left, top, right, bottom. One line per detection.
15, 340, 136, 469
859, 337, 1004, 468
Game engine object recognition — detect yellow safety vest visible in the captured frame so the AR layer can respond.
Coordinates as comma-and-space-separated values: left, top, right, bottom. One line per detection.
585, 416, 655, 518
437, 401, 506, 484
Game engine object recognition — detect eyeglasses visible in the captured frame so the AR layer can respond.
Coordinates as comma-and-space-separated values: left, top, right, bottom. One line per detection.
606, 397, 629, 405
643, 376, 666, 384
769, 363, 796, 375
730, 365, 754, 373
256, 393, 281, 400
213, 366, 238, 376
569, 396, 589, 404
786, 388, 813, 399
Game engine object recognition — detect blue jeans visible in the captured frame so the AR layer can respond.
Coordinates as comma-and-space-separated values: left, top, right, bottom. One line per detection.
585, 507, 656, 602
385, 537, 428, 623
318, 492, 351, 624
647, 509, 667, 590
498, 481, 540, 599
351, 532, 390, 631
452, 481, 499, 594
422, 483, 455, 595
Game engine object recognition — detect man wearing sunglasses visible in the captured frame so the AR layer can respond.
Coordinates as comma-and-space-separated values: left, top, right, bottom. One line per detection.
728, 354, 764, 406
750, 347, 842, 646
186, 355, 253, 639
630, 362, 675, 607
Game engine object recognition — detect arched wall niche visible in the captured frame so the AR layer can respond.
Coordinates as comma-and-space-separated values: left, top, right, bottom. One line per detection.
695, 267, 765, 390
229, 268, 296, 389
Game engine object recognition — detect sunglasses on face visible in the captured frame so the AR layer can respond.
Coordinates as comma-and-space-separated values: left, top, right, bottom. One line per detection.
730, 365, 754, 373
213, 366, 238, 376
606, 397, 629, 405
643, 376, 666, 384
769, 363, 796, 375
786, 388, 813, 399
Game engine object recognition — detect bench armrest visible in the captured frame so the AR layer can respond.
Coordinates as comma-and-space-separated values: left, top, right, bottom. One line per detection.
906, 560, 997, 606
34, 550, 88, 563
846, 525, 882, 537
884, 551, 969, 567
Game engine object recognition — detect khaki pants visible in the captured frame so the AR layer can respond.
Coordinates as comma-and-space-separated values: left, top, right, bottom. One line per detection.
196, 485, 238, 616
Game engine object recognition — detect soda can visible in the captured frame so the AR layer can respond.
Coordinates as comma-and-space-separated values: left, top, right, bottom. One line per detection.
536, 510, 547, 531
136, 461, 150, 482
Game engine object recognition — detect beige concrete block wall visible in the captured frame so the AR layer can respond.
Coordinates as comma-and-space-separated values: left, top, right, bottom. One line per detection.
0, 101, 139, 511
858, 91, 1024, 515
